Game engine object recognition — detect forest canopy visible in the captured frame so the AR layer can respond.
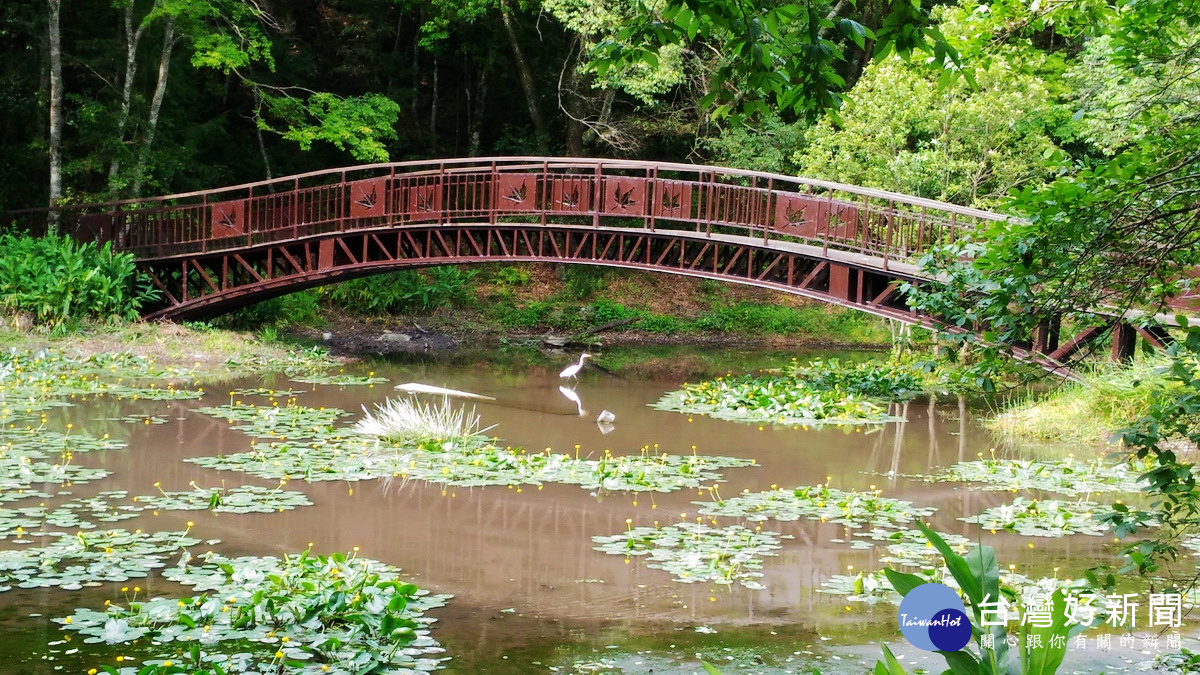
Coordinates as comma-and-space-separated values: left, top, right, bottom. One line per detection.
3, 0, 1197, 330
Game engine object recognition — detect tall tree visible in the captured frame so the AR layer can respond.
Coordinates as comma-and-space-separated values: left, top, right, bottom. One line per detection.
903, 0, 1200, 357
588, 0, 964, 123
46, 0, 62, 231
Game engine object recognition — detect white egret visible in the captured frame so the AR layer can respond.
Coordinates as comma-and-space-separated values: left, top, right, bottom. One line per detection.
559, 353, 592, 380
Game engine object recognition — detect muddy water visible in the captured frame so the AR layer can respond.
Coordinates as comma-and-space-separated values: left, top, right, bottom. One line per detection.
0, 347, 1130, 674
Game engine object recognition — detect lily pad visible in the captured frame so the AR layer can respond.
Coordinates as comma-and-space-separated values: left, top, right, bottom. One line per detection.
933, 456, 1148, 496
696, 485, 935, 530
290, 373, 389, 386
592, 522, 788, 589
58, 550, 450, 675
960, 497, 1113, 537
135, 485, 313, 514
0, 528, 202, 592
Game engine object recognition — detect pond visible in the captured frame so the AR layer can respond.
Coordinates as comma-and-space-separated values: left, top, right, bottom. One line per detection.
0, 345, 1185, 674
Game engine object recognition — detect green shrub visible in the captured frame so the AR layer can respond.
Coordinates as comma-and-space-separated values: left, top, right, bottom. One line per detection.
587, 299, 640, 324
493, 265, 532, 287
494, 301, 554, 329
694, 301, 888, 342
0, 233, 158, 326
563, 265, 611, 299
324, 266, 476, 315
638, 315, 688, 334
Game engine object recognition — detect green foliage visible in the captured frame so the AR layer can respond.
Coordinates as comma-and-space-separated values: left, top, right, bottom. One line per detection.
697, 484, 935, 530
562, 265, 612, 300
654, 355, 958, 425
654, 371, 899, 425
700, 112, 810, 175
793, 6, 1070, 208
492, 265, 533, 287
324, 267, 476, 315
960, 497, 1112, 537
57, 550, 449, 674
260, 92, 402, 163
875, 522, 1088, 675
590, 0, 964, 123
986, 357, 1174, 444
786, 357, 930, 400
933, 455, 1148, 496
1103, 328, 1200, 576
0, 233, 159, 326
899, 0, 1200, 358
592, 522, 787, 589
692, 301, 870, 337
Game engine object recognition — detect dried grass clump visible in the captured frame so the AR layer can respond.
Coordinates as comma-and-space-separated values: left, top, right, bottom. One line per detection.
353, 395, 494, 443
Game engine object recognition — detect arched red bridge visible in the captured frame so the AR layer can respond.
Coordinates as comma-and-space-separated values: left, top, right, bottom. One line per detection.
20, 157, 1175, 364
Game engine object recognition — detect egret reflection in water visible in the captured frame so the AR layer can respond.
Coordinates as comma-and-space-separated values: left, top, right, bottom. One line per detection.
558, 385, 586, 416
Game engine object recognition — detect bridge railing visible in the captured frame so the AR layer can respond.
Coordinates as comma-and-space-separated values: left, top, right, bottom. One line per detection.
14, 158, 1008, 270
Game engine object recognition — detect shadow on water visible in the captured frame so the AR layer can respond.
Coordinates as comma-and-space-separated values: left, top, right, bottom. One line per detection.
0, 345, 1156, 674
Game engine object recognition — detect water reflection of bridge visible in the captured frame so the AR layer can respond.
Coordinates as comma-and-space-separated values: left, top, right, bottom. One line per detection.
16, 157, 1179, 365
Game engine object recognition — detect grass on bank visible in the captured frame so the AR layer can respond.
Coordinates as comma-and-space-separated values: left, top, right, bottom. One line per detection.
986, 356, 1173, 446
0, 320, 316, 378
222, 263, 892, 346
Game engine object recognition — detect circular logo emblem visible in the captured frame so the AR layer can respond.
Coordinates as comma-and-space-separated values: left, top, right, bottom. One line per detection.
897, 583, 972, 652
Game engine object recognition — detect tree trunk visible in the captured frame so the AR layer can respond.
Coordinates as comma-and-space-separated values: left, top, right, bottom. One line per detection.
561, 44, 587, 157
47, 0, 63, 233
429, 56, 438, 151
466, 44, 495, 157
108, 1, 148, 190
498, 0, 547, 151
254, 90, 273, 181
131, 17, 175, 199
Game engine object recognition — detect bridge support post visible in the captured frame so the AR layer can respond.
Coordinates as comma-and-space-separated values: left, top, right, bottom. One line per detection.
829, 263, 855, 303
1033, 315, 1061, 355
1111, 322, 1137, 362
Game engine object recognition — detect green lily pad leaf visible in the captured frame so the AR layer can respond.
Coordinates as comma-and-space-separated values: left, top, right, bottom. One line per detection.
593, 522, 788, 588
58, 550, 451, 674
135, 485, 313, 513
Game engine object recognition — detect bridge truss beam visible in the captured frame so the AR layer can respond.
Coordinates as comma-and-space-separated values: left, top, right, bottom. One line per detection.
139, 225, 919, 323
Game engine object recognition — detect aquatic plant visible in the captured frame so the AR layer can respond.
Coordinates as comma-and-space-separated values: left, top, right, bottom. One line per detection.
653, 374, 898, 425
593, 521, 787, 589
868, 523, 1097, 675
961, 497, 1113, 537
292, 372, 389, 386
229, 387, 307, 397
135, 483, 313, 514
696, 484, 935, 530
353, 396, 494, 443
0, 528, 202, 592
192, 402, 754, 492
932, 455, 1148, 495
0, 491, 142, 540
785, 357, 932, 400
194, 402, 351, 441
1157, 647, 1200, 674
189, 434, 754, 493
57, 549, 450, 674
223, 345, 341, 375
